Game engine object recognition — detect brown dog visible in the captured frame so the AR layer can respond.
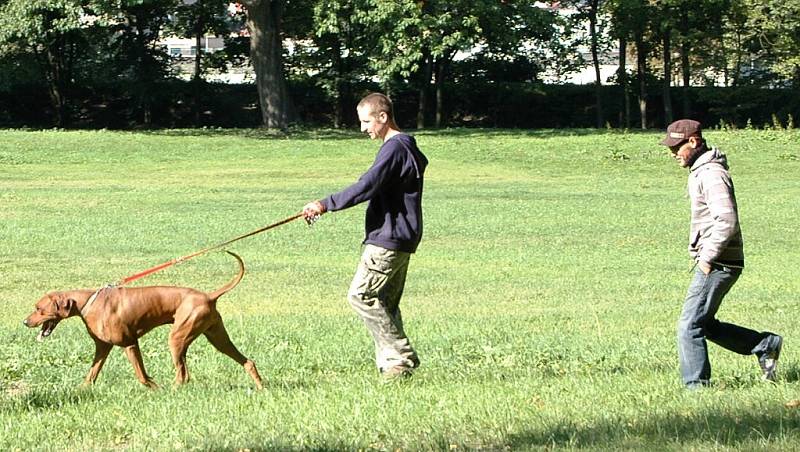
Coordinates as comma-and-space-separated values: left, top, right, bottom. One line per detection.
23, 251, 263, 389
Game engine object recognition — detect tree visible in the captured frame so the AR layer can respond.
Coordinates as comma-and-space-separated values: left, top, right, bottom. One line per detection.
103, 0, 176, 126
569, 0, 608, 127
425, 0, 558, 128
168, 0, 238, 125
0, 0, 84, 126
606, 0, 650, 128
657, 2, 674, 125
301, 0, 372, 128
411, 1, 481, 128
169, 0, 234, 82
606, 0, 632, 127
611, 0, 653, 129
240, 0, 293, 128
744, 0, 800, 86
358, 0, 558, 128
672, 0, 726, 116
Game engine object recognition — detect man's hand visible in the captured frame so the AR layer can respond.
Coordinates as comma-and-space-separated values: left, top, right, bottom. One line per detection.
698, 261, 712, 275
303, 200, 326, 225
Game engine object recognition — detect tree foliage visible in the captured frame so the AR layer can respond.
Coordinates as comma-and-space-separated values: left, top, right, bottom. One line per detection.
1, 0, 799, 128
743, 0, 800, 85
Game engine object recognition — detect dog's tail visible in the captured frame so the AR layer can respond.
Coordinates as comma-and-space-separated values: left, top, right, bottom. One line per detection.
208, 251, 245, 301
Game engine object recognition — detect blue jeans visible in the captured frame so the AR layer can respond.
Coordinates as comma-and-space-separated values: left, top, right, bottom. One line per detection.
677, 265, 779, 386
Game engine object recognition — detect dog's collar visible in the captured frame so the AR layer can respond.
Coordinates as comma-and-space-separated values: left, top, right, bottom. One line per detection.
80, 285, 115, 316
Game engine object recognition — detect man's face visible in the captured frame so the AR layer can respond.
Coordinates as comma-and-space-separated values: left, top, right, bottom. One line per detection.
669, 137, 698, 167
357, 106, 387, 140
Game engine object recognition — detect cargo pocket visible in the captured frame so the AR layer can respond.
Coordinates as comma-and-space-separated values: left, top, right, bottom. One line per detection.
349, 252, 392, 307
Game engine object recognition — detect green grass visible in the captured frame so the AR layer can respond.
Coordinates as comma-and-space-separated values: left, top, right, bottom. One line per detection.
1, 127, 799, 451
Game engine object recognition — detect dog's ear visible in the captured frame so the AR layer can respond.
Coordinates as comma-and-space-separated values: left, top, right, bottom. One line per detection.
56, 297, 74, 315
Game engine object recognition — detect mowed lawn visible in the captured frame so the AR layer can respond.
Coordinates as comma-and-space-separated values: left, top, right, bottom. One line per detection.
1, 127, 799, 450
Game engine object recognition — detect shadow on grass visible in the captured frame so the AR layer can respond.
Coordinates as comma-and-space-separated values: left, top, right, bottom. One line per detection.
779, 362, 800, 383
201, 441, 353, 452
177, 407, 800, 451
142, 127, 363, 141
0, 386, 98, 414
415, 127, 650, 139
506, 408, 800, 449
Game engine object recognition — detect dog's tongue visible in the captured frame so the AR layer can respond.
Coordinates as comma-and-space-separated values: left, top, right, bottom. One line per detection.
37, 327, 51, 342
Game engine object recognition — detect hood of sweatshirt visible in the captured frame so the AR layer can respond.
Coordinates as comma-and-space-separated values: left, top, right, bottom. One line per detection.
690, 147, 728, 172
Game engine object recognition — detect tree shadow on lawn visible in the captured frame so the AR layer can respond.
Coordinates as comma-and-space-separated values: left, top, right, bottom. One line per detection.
0, 386, 99, 414
143, 127, 363, 141
414, 127, 648, 139
506, 408, 800, 449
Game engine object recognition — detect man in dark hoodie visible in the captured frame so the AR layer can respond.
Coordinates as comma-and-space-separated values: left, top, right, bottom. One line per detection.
303, 93, 428, 379
661, 119, 783, 389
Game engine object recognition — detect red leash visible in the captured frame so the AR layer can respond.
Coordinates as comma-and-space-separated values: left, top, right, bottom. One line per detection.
115, 213, 303, 286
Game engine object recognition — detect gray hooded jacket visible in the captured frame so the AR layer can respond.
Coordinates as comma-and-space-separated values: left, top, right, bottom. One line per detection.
687, 147, 745, 267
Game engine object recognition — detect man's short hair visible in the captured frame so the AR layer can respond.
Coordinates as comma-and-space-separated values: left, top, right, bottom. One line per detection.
358, 93, 395, 120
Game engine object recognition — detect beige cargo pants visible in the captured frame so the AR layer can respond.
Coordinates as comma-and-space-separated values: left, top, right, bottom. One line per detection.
347, 244, 419, 373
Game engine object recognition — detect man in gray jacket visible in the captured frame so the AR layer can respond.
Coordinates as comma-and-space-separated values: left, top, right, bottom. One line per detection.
662, 119, 783, 389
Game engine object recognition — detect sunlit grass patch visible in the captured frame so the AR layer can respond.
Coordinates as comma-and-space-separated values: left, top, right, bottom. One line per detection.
1, 128, 799, 450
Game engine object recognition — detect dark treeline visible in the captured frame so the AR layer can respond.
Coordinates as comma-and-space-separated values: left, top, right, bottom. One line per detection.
0, 0, 798, 130
2, 79, 797, 130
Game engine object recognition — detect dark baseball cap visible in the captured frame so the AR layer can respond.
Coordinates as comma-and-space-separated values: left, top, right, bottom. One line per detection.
660, 119, 702, 146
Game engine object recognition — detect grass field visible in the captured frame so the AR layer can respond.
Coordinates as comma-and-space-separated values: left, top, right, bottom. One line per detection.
1, 127, 799, 451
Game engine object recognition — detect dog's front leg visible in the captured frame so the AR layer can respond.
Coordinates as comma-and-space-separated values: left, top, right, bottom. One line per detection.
82, 339, 113, 386
124, 342, 158, 389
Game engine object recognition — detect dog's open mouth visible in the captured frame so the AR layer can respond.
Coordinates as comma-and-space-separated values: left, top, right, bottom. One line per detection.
37, 320, 58, 342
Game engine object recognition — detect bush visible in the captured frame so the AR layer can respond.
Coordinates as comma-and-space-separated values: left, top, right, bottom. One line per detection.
1, 78, 798, 130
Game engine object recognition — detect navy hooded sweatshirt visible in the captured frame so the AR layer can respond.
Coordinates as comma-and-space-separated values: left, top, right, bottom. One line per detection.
321, 133, 428, 253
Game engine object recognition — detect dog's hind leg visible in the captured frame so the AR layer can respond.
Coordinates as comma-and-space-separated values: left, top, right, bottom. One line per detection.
124, 342, 158, 389
168, 307, 208, 386
83, 339, 113, 386
204, 317, 264, 390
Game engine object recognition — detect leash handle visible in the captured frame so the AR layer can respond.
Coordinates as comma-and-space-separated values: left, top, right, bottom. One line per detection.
117, 212, 304, 286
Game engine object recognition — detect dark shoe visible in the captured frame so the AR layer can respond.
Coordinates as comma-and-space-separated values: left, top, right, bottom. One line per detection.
759, 335, 783, 382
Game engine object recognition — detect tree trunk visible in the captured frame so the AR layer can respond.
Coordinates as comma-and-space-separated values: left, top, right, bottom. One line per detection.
662, 28, 673, 125
618, 36, 630, 129
330, 34, 345, 128
434, 57, 450, 128
635, 31, 648, 129
417, 49, 432, 129
243, 0, 292, 129
194, 29, 204, 126
44, 46, 66, 127
589, 0, 603, 128
39, 11, 68, 127
194, 32, 202, 81
680, 9, 691, 117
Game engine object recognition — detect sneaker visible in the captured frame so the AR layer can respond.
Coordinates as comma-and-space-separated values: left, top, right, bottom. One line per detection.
759, 335, 783, 382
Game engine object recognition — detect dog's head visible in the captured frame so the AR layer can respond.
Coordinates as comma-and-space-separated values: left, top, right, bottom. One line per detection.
23, 292, 77, 341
